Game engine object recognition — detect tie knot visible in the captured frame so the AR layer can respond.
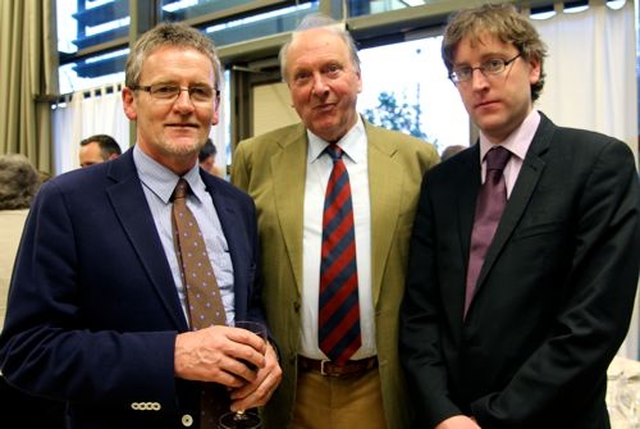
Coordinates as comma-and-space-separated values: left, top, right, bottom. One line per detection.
325, 144, 344, 162
485, 146, 511, 172
172, 178, 189, 200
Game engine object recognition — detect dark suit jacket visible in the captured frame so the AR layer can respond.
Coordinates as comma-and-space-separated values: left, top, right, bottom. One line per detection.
400, 114, 640, 429
0, 149, 265, 429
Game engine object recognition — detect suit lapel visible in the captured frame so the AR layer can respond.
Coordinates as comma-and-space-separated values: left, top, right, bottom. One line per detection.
106, 152, 187, 329
271, 125, 307, 296
367, 126, 404, 305
457, 145, 481, 260
448, 146, 482, 320
201, 174, 248, 319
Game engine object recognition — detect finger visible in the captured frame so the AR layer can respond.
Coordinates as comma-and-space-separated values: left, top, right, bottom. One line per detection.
227, 327, 267, 354
228, 346, 266, 371
202, 352, 257, 387
229, 374, 275, 411
223, 356, 263, 384
207, 368, 246, 388
230, 363, 280, 405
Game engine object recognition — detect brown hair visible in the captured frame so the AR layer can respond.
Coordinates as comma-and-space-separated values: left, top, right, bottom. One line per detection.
442, 3, 547, 101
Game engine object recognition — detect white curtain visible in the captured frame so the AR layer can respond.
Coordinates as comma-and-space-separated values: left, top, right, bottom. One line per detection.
533, 0, 638, 160
52, 83, 129, 174
51, 83, 228, 177
532, 0, 638, 359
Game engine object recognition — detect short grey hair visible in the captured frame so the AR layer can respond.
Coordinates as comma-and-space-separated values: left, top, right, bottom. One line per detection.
125, 22, 222, 90
0, 154, 41, 210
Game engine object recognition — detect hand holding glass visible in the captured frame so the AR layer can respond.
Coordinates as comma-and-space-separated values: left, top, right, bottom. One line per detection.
218, 320, 267, 429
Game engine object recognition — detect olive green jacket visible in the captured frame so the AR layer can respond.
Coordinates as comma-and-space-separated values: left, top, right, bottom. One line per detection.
231, 120, 439, 429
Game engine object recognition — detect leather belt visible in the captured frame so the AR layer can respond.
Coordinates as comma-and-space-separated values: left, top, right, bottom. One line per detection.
298, 356, 378, 378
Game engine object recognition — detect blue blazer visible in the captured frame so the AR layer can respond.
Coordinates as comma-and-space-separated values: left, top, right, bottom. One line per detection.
0, 149, 265, 428
400, 113, 640, 429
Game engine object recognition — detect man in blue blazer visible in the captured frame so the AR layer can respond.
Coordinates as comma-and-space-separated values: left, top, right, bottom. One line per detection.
400, 4, 639, 429
0, 22, 281, 429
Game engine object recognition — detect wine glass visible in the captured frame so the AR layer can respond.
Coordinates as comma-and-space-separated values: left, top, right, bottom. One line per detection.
218, 320, 267, 429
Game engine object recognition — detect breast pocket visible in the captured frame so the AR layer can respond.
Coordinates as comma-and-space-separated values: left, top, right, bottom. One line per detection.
511, 220, 569, 242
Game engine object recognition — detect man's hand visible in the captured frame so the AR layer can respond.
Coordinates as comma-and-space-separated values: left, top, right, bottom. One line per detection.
435, 415, 481, 429
174, 325, 267, 388
229, 342, 282, 411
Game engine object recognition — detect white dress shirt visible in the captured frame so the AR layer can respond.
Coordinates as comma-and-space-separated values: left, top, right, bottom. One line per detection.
299, 117, 376, 360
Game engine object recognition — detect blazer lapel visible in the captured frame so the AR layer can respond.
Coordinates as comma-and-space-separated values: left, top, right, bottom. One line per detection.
271, 125, 307, 296
367, 126, 404, 305
447, 146, 482, 319
457, 145, 481, 260
202, 174, 249, 319
106, 152, 187, 330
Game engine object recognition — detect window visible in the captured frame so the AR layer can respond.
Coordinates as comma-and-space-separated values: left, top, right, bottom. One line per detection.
57, 0, 129, 94
348, 0, 431, 17
56, 0, 319, 94
358, 36, 469, 153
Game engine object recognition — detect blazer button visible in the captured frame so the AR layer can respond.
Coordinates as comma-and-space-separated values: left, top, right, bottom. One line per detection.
293, 301, 301, 312
181, 414, 194, 427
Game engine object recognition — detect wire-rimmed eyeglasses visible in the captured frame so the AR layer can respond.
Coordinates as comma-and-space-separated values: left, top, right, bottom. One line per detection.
133, 84, 220, 104
449, 54, 521, 84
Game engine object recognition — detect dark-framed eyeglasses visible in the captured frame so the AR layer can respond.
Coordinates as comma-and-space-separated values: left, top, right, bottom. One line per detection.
133, 84, 220, 104
449, 53, 521, 84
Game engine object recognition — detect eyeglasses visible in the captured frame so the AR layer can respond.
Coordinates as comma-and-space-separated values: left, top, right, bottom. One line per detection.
449, 54, 521, 84
133, 84, 220, 104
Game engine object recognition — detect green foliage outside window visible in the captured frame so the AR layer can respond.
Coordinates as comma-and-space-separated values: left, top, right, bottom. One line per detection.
362, 91, 438, 149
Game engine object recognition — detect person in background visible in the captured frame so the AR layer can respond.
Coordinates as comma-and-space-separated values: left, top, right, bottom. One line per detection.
440, 144, 466, 161
0, 22, 281, 429
400, 4, 639, 429
232, 13, 439, 429
79, 133, 122, 167
0, 154, 41, 332
0, 154, 65, 427
199, 138, 224, 177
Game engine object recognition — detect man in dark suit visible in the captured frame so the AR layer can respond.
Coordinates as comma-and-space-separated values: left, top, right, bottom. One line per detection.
0, 22, 281, 429
400, 4, 639, 429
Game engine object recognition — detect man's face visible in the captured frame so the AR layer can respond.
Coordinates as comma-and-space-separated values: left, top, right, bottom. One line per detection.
451, 33, 541, 143
79, 141, 105, 168
122, 46, 219, 173
285, 28, 362, 143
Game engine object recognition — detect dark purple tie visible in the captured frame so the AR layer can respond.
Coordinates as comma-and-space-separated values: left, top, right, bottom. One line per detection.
318, 145, 361, 364
464, 146, 512, 317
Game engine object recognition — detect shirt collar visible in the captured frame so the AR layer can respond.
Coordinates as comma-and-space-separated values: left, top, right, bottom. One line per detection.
479, 110, 541, 161
307, 116, 366, 164
133, 145, 205, 204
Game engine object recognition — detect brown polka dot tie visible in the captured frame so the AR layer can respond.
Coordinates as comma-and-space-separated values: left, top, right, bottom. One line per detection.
172, 178, 229, 428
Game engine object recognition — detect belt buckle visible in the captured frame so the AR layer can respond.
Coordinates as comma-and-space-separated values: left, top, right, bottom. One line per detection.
320, 359, 330, 376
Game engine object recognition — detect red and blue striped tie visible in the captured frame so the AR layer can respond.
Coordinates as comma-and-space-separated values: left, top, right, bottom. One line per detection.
319, 144, 361, 364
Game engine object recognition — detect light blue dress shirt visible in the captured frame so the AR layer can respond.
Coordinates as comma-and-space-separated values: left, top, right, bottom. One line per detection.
133, 145, 235, 326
